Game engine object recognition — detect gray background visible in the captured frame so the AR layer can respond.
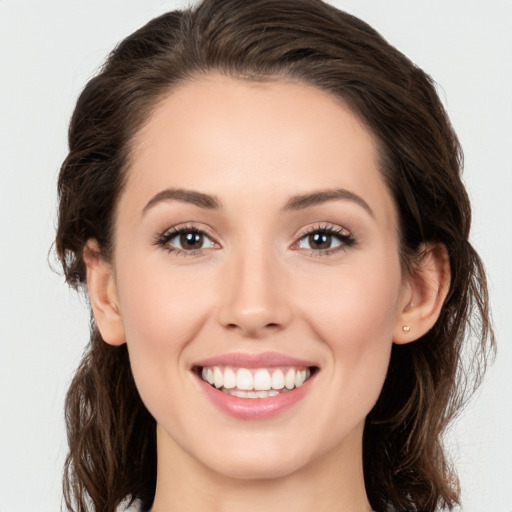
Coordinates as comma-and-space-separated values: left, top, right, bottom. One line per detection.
1, 1, 511, 510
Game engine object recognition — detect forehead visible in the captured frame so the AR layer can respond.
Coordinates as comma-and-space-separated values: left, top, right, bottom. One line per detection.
124, 74, 396, 225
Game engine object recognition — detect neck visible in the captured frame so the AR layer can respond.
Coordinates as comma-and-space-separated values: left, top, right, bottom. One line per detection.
150, 423, 372, 512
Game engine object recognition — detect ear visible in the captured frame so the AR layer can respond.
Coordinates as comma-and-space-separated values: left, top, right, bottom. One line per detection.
83, 239, 126, 346
393, 243, 451, 344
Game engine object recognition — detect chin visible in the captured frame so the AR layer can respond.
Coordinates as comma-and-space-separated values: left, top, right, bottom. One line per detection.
206, 452, 310, 481
189, 431, 322, 481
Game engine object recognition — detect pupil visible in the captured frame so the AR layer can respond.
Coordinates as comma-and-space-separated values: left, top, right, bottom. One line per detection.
181, 232, 203, 249
310, 233, 331, 249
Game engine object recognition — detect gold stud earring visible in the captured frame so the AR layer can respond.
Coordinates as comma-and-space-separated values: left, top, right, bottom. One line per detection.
402, 325, 411, 333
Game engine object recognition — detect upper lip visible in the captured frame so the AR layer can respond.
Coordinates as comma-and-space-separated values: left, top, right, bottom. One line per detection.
193, 351, 317, 369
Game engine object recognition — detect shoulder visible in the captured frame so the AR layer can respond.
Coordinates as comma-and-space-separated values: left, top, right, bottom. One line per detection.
117, 498, 144, 512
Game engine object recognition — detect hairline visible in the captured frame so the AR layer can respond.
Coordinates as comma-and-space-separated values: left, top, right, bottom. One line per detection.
108, 70, 405, 266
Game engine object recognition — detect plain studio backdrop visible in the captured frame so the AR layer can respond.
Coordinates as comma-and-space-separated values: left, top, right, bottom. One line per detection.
0, 1, 510, 511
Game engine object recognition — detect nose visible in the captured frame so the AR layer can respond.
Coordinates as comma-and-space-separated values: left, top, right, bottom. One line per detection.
217, 247, 292, 338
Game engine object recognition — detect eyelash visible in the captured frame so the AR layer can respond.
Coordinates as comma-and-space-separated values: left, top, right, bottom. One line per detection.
153, 224, 217, 256
293, 224, 356, 256
154, 223, 355, 257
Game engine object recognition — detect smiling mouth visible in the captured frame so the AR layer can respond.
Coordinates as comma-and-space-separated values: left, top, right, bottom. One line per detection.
195, 365, 317, 398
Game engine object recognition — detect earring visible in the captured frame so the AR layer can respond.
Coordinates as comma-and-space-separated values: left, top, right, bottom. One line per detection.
402, 325, 411, 333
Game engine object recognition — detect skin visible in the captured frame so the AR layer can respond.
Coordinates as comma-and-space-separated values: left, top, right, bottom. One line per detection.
85, 75, 450, 512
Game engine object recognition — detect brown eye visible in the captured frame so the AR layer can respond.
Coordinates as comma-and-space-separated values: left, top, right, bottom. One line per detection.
162, 229, 217, 253
180, 232, 204, 250
295, 226, 354, 253
308, 232, 332, 250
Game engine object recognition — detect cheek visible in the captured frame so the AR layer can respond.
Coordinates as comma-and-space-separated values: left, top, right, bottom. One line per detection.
117, 250, 212, 340
300, 256, 402, 409
304, 254, 402, 340
114, 261, 211, 414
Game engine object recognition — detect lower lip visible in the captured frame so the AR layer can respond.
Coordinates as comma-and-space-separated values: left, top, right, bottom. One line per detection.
195, 373, 315, 420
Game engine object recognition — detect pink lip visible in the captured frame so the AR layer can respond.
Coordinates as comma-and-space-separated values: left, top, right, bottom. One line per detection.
193, 351, 316, 369
192, 352, 318, 421
196, 373, 316, 420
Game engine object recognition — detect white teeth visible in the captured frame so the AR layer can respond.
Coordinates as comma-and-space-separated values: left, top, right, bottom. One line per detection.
285, 368, 295, 390
253, 369, 272, 390
236, 368, 253, 390
258, 390, 277, 398
295, 369, 307, 388
224, 389, 281, 398
213, 367, 223, 389
223, 368, 237, 389
200, 365, 313, 394
271, 369, 285, 390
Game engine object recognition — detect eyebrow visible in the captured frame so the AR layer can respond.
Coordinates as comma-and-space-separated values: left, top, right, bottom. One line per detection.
282, 188, 374, 217
142, 188, 221, 215
142, 186, 374, 218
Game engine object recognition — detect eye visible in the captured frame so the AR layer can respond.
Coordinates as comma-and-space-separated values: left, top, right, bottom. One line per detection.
155, 226, 218, 255
294, 224, 355, 254
169, 230, 215, 251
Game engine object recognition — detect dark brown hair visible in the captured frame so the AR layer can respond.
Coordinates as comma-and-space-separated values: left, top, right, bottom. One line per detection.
55, 1, 495, 510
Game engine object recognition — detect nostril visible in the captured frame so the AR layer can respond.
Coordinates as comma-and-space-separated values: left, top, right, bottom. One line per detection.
224, 322, 281, 335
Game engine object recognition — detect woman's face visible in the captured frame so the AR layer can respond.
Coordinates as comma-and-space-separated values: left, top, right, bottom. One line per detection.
109, 75, 410, 479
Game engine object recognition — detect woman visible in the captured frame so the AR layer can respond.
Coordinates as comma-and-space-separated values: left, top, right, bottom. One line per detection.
55, 1, 494, 511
